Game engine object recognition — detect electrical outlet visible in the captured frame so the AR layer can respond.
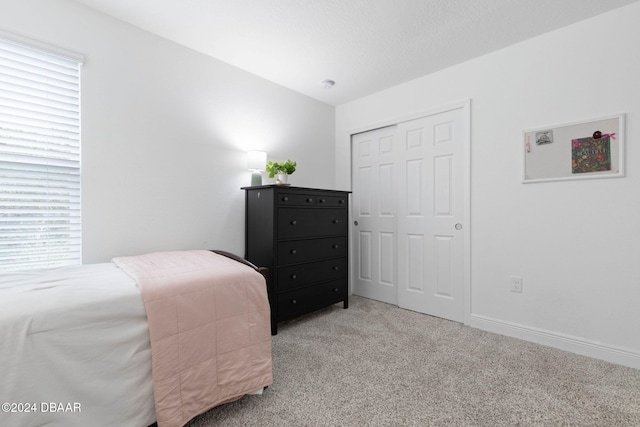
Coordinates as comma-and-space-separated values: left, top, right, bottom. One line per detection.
510, 276, 523, 293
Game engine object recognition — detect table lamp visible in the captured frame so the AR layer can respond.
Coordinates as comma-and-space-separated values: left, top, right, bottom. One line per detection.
247, 150, 267, 186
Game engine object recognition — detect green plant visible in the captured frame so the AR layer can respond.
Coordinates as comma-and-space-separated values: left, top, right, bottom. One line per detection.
266, 159, 297, 178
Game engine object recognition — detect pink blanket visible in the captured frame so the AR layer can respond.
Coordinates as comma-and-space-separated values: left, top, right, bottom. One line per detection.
113, 250, 272, 427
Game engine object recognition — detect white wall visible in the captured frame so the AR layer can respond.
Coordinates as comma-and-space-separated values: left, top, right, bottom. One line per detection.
0, 0, 335, 263
336, 3, 640, 368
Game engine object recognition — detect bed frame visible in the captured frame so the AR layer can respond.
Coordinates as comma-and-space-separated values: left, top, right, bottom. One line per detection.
211, 250, 269, 283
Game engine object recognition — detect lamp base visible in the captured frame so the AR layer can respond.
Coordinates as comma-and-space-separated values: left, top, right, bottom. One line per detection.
251, 170, 262, 186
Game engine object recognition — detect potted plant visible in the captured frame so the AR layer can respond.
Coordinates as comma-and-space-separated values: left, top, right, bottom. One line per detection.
266, 159, 297, 184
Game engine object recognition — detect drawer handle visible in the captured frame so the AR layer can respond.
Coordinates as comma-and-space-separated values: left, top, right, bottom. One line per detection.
291, 299, 297, 305
282, 196, 289, 202
291, 274, 297, 279
307, 198, 313, 203
333, 219, 339, 224
290, 249, 297, 255
332, 244, 339, 249
290, 220, 297, 226
333, 288, 339, 292
339, 199, 345, 204
333, 266, 339, 271
319, 199, 326, 204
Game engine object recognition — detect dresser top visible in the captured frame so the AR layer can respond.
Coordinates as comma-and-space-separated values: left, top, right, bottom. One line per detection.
241, 185, 351, 193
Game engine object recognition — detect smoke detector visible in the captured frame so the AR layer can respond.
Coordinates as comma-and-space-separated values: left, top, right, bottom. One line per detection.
320, 79, 335, 89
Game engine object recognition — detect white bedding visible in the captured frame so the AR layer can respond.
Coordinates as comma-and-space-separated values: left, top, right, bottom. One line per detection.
0, 263, 156, 427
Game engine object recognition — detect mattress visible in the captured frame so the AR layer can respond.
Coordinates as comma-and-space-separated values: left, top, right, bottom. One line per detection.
0, 263, 156, 427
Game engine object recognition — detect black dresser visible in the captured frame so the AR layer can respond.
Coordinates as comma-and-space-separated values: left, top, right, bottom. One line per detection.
242, 185, 350, 334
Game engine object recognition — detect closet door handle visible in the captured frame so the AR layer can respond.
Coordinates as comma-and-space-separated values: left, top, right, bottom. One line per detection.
290, 220, 297, 226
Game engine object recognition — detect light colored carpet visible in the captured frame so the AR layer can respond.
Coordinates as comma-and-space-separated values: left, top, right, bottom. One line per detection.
187, 296, 640, 426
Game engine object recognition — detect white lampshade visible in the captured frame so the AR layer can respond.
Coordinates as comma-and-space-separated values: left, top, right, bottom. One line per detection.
247, 150, 267, 171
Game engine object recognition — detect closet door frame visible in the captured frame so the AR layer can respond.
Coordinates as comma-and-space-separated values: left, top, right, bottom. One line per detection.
348, 99, 471, 325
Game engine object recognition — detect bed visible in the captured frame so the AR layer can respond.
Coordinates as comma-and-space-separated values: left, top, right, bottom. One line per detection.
0, 250, 272, 427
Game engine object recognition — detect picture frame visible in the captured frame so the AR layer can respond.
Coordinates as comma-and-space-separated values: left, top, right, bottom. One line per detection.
522, 114, 625, 183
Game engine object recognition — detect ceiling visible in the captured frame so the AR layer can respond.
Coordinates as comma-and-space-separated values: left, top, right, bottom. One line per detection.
72, 0, 639, 106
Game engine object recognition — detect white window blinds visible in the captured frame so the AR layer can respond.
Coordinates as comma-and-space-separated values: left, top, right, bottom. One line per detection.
0, 35, 83, 272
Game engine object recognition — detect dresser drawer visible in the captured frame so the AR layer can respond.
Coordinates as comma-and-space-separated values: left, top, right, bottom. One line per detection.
277, 280, 346, 320
278, 237, 346, 265
278, 208, 346, 239
316, 195, 348, 207
277, 192, 317, 206
278, 258, 347, 292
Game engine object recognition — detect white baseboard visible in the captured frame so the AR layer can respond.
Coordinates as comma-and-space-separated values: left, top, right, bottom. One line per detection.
469, 314, 640, 370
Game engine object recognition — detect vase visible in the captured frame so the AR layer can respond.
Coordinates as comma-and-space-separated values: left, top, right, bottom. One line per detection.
276, 173, 289, 184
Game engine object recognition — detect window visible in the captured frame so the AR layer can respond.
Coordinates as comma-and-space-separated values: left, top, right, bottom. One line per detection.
0, 34, 83, 272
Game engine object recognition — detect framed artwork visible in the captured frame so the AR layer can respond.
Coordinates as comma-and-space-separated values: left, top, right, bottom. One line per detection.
522, 114, 624, 183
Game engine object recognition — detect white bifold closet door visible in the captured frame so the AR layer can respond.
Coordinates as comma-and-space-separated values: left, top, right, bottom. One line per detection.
351, 106, 466, 323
